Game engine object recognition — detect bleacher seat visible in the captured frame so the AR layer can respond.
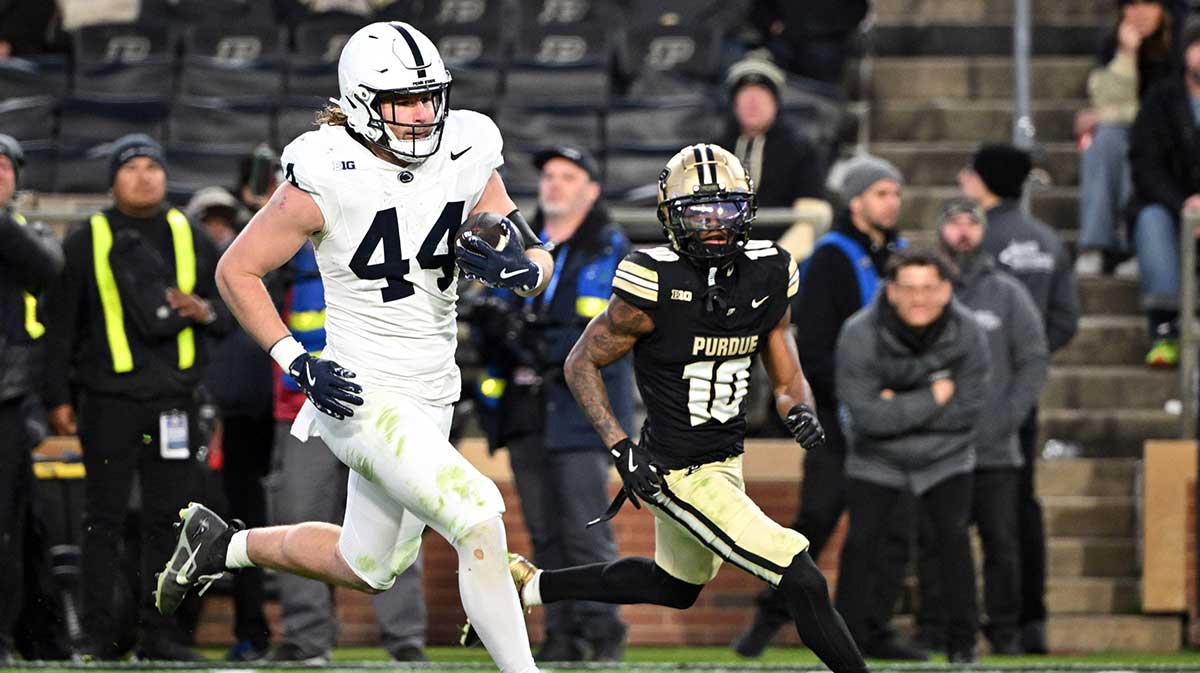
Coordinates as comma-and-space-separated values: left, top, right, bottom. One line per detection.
623, 0, 742, 32
498, 146, 542, 197
622, 24, 723, 85
169, 97, 273, 149
287, 13, 371, 98
19, 140, 55, 192
53, 143, 112, 193
58, 96, 168, 145
423, 21, 504, 110
517, 0, 623, 27
153, 0, 277, 25
180, 23, 287, 101
605, 102, 723, 152
604, 150, 671, 203
371, 1, 427, 21
275, 97, 325, 147
0, 96, 57, 143
505, 23, 611, 108
418, 0, 503, 26
71, 23, 178, 99
166, 143, 247, 196
494, 106, 603, 154
0, 56, 68, 101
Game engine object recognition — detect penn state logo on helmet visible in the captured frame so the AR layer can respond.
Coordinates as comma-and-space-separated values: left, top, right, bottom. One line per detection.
656, 144, 757, 261
335, 22, 453, 164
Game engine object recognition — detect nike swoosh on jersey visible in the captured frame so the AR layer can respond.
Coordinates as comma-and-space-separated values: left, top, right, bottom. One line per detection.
450, 147, 472, 160
751, 295, 770, 308
499, 267, 528, 279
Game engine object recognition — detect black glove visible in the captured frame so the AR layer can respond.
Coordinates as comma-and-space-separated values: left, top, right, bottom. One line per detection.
785, 404, 825, 450
288, 353, 364, 420
609, 437, 667, 505
456, 221, 541, 291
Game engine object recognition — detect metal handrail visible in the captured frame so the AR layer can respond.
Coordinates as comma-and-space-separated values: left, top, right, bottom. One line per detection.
1179, 209, 1200, 439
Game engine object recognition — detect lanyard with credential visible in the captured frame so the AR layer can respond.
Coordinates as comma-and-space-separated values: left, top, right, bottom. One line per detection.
528, 237, 569, 309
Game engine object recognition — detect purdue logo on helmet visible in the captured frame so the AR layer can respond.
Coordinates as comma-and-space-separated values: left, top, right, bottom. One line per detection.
656, 144, 757, 261
335, 22, 454, 164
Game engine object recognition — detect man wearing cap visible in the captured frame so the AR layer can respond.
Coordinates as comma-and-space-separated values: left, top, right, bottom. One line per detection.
0, 133, 64, 663
914, 198, 1048, 655
41, 133, 232, 660
958, 141, 1078, 654
719, 56, 828, 210
733, 155, 920, 660
468, 146, 632, 661
1128, 20, 1200, 367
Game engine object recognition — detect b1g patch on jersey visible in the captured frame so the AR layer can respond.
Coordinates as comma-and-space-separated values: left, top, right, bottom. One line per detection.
671, 289, 693, 302
333, 160, 356, 171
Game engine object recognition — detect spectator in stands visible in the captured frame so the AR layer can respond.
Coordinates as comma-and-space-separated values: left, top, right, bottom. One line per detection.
743, 0, 868, 87
265, 240, 428, 664
1127, 21, 1200, 369
186, 186, 273, 662
0, 0, 60, 57
733, 155, 920, 661
1075, 0, 1175, 277
238, 144, 281, 215
718, 55, 828, 210
836, 249, 991, 666
0, 134, 64, 664
469, 146, 631, 662
958, 141, 1079, 654
915, 198, 1049, 656
41, 134, 231, 660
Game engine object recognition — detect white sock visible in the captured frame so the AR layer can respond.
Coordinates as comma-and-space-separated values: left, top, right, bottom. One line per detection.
455, 518, 539, 673
522, 570, 543, 607
225, 530, 254, 569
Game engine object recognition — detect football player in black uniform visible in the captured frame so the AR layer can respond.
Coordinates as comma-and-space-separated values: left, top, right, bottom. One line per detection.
489, 145, 867, 673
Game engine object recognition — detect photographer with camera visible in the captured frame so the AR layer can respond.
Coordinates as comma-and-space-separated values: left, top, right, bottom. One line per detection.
468, 147, 633, 662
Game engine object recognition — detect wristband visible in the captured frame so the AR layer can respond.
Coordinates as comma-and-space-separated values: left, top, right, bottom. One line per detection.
269, 335, 307, 371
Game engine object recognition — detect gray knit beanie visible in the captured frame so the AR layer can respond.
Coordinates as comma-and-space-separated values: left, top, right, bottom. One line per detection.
837, 155, 904, 202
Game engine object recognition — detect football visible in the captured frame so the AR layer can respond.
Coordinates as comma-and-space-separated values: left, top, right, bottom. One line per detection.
456, 212, 510, 253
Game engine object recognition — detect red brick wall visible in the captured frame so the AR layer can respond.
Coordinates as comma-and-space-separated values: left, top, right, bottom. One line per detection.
196, 479, 848, 647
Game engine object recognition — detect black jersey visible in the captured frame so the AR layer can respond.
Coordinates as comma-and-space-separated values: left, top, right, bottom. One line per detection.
611, 240, 799, 470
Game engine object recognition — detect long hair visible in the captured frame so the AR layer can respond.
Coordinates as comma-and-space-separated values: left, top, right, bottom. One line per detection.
315, 103, 348, 127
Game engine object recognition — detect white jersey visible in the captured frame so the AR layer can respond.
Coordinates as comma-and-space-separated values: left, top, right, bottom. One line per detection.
280, 109, 503, 405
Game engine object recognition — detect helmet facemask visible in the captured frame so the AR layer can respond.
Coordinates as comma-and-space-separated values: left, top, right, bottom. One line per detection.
659, 192, 756, 261
350, 79, 452, 164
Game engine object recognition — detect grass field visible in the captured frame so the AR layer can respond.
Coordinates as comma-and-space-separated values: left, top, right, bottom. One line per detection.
5, 646, 1200, 673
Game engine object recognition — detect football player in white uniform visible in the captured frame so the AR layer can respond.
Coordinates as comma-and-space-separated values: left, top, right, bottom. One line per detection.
153, 22, 551, 673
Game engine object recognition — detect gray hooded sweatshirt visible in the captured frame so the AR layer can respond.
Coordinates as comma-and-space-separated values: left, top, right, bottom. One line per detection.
836, 295, 992, 495
952, 252, 1049, 468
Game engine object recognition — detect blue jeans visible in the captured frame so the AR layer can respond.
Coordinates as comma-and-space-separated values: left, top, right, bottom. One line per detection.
1078, 124, 1132, 252
1135, 204, 1180, 311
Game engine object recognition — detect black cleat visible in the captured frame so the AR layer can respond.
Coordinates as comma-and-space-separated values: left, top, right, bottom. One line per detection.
154, 502, 238, 616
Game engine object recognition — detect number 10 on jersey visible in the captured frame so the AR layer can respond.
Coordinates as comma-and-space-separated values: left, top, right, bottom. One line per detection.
684, 356, 752, 426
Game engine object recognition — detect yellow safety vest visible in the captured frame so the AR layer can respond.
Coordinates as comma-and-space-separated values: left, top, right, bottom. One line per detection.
90, 208, 197, 373
12, 213, 46, 340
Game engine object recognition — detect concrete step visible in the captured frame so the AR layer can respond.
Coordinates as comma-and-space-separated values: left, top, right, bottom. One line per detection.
1042, 495, 1135, 538
1053, 315, 1147, 366
873, 0, 1116, 23
871, 99, 1082, 143
1036, 458, 1138, 498
898, 186, 1079, 232
1046, 615, 1182, 653
1042, 366, 1175, 410
1048, 537, 1138, 578
1040, 408, 1180, 458
872, 141, 1078, 186
1079, 276, 1140, 316
865, 57, 1092, 102
1047, 577, 1140, 613
870, 23, 1107, 57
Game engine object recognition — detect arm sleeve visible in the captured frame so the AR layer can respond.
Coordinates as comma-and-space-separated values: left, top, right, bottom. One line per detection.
1130, 87, 1189, 215
926, 321, 992, 432
1088, 52, 1139, 124
835, 317, 944, 438
41, 229, 89, 408
610, 250, 659, 314
795, 246, 864, 405
1045, 244, 1080, 352
0, 214, 65, 292
1005, 278, 1050, 429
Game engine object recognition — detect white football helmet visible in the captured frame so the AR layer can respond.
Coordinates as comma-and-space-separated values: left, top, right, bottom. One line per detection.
335, 21, 453, 163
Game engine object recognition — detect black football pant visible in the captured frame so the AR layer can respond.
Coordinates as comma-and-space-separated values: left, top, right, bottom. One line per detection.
219, 415, 273, 648
838, 474, 976, 653
0, 396, 34, 653
79, 393, 204, 655
1017, 408, 1047, 625
750, 403, 910, 641
540, 552, 866, 673
507, 435, 625, 646
916, 468, 1021, 641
